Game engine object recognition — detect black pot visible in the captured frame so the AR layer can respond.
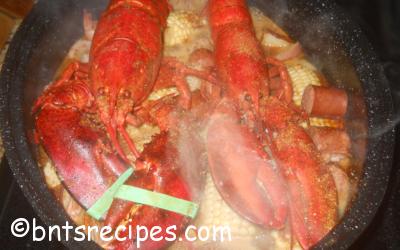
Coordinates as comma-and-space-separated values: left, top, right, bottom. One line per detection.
0, 0, 395, 249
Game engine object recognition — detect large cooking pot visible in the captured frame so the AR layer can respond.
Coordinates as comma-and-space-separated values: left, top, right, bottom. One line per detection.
0, 0, 395, 249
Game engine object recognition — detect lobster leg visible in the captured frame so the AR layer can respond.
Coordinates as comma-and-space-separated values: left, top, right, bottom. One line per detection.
32, 62, 90, 113
266, 57, 293, 105
155, 57, 218, 109
118, 124, 141, 158
128, 56, 218, 130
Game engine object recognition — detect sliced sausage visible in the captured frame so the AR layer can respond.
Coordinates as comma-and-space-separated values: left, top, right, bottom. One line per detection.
308, 127, 352, 168
308, 127, 351, 155
302, 85, 348, 118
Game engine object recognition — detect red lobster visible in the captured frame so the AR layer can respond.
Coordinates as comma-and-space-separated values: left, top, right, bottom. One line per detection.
206, 0, 338, 248
33, 0, 212, 249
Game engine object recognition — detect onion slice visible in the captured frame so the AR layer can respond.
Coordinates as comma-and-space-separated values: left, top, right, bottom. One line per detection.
275, 42, 303, 61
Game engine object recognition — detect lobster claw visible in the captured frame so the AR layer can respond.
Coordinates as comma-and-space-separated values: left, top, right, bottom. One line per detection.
206, 100, 288, 228
110, 172, 192, 250
282, 151, 338, 249
34, 81, 131, 214
262, 99, 338, 248
109, 132, 193, 250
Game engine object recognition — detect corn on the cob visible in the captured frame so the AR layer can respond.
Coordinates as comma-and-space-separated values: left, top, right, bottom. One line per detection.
164, 11, 202, 47
309, 117, 344, 129
169, 175, 291, 250
287, 62, 321, 106
287, 61, 344, 129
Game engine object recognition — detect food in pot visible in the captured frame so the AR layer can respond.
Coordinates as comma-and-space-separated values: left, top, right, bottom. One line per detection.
33, 0, 359, 249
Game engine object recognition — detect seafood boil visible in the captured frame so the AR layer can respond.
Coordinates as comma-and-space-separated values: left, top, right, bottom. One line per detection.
32, 0, 358, 249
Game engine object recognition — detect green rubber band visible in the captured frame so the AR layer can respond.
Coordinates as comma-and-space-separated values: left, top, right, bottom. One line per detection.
87, 168, 134, 220
87, 167, 199, 220
114, 185, 199, 218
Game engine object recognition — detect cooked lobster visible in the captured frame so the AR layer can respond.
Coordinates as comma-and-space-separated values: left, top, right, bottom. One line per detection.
206, 0, 338, 248
33, 69, 194, 250
33, 0, 212, 249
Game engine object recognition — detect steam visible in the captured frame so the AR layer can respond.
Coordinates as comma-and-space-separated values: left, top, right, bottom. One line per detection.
170, 97, 292, 249
368, 115, 397, 139
174, 103, 210, 202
